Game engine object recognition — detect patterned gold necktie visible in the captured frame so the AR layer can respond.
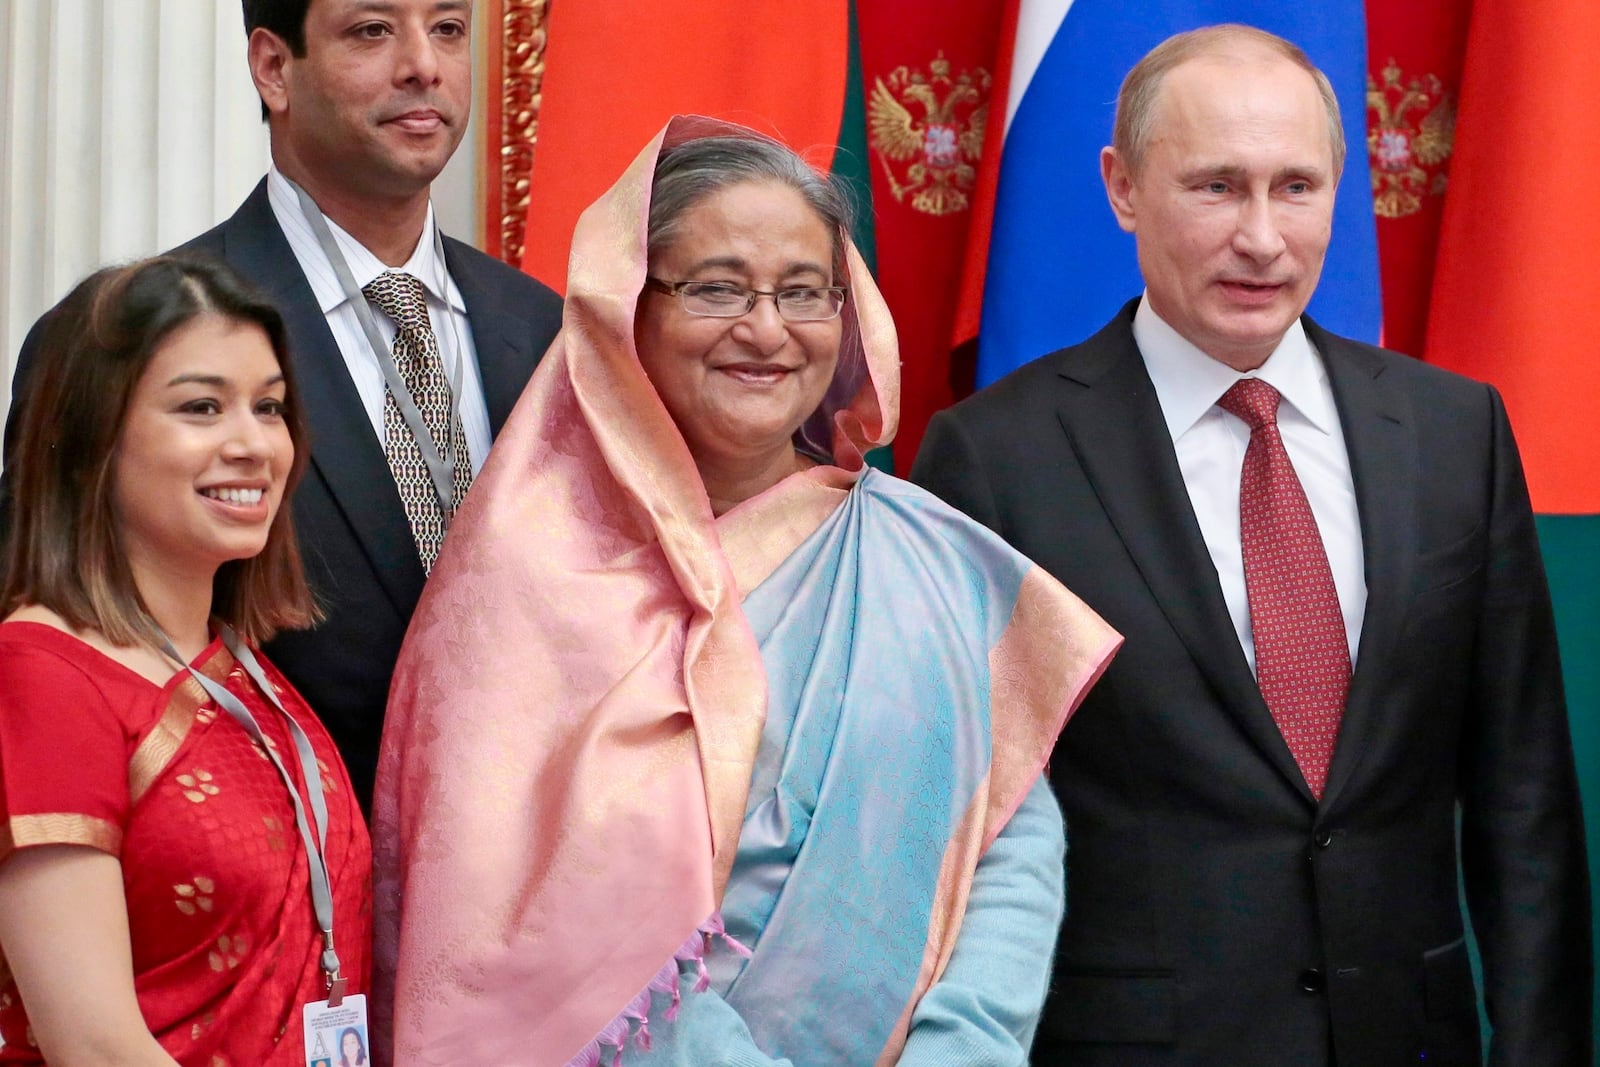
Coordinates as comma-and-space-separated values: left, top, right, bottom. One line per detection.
1218, 378, 1350, 799
361, 271, 472, 573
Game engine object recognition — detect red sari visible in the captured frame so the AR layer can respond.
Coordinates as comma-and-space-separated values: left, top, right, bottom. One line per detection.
0, 622, 371, 1066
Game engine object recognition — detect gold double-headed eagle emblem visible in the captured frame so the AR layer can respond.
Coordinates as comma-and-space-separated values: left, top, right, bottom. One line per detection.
1366, 59, 1455, 219
868, 52, 991, 217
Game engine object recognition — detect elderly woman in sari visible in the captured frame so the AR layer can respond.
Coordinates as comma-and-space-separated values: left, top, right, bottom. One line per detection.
372, 118, 1119, 1066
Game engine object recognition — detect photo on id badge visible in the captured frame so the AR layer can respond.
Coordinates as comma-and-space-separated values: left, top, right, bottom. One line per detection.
303, 994, 369, 1067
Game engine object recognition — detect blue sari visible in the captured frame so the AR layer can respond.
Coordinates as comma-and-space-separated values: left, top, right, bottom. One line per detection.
638, 471, 1116, 1064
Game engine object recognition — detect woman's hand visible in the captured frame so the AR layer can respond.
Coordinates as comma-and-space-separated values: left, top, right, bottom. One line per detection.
0, 844, 180, 1067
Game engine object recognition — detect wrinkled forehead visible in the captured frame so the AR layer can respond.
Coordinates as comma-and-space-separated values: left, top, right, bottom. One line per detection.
1149, 51, 1333, 158
649, 182, 845, 282
1161, 50, 1313, 109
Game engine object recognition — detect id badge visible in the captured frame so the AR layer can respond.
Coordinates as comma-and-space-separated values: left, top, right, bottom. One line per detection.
303, 994, 370, 1067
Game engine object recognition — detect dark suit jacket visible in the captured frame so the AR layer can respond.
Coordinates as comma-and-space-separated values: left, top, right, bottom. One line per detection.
911, 301, 1591, 1066
2, 180, 562, 810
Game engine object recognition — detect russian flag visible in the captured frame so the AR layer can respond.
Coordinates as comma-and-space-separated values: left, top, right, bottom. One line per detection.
958, 1, 1382, 387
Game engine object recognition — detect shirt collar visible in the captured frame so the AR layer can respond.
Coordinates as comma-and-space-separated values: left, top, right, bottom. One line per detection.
266, 164, 465, 316
1132, 293, 1338, 441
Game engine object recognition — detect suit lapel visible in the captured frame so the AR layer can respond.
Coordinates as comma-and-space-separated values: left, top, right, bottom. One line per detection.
218, 182, 426, 614
1057, 307, 1313, 800
446, 239, 537, 435
1310, 322, 1419, 808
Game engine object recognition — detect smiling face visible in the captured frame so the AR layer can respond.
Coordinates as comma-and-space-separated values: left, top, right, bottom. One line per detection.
112, 315, 294, 586
634, 179, 842, 489
341, 1031, 363, 1062
256, 0, 472, 205
1101, 46, 1338, 370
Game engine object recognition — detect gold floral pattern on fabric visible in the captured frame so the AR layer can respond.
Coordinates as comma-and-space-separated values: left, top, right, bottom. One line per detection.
0, 812, 124, 860
263, 815, 288, 852
176, 770, 221, 804
128, 676, 201, 803
207, 933, 249, 973
316, 757, 341, 795
0, 630, 373, 1062
129, 645, 235, 803
174, 876, 217, 915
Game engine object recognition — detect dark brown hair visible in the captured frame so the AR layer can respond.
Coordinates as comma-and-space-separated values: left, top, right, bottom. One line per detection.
1, 255, 318, 646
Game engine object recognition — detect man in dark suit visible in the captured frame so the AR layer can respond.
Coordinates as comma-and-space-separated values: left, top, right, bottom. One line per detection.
912, 24, 1590, 1066
2, 0, 561, 809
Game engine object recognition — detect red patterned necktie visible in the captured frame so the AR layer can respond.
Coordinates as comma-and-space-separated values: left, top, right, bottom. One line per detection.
362, 271, 472, 574
1217, 378, 1350, 799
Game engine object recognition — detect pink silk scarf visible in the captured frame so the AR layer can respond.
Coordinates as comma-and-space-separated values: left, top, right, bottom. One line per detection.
371, 116, 1113, 1065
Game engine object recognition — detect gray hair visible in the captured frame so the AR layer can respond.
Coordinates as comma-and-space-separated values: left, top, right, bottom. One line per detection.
647, 136, 854, 275
1113, 24, 1346, 178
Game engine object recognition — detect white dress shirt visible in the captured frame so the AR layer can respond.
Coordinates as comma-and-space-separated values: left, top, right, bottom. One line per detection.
1133, 296, 1367, 670
266, 166, 492, 474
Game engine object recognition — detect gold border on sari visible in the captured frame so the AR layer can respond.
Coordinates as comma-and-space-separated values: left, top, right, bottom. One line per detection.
718, 468, 855, 597
875, 781, 989, 1066
986, 567, 1121, 831
876, 567, 1122, 1065
0, 813, 124, 859
128, 645, 236, 805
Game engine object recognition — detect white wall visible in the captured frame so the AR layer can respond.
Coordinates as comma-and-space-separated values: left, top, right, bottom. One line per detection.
433, 51, 483, 248
0, 0, 484, 460
0, 0, 268, 429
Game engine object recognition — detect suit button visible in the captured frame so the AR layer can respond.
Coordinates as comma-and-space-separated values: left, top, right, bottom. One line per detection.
1299, 968, 1326, 993
1314, 828, 1334, 848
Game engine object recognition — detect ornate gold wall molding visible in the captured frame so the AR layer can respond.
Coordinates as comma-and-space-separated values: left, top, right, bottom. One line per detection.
485, 0, 550, 265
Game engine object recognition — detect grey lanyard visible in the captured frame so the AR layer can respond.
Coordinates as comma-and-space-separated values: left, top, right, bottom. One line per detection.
161, 626, 348, 1004
286, 176, 463, 527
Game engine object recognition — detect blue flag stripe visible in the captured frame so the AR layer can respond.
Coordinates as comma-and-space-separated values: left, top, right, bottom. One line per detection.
976, 2, 1380, 387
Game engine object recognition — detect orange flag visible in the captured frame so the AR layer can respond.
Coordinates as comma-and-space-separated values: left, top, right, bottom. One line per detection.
518, 4, 851, 295
1425, 2, 1600, 513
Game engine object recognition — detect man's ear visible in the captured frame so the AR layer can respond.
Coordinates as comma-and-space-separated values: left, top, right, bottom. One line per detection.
1101, 146, 1138, 234
247, 28, 293, 118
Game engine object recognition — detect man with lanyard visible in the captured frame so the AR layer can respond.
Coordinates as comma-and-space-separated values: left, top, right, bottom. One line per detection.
3, 0, 563, 811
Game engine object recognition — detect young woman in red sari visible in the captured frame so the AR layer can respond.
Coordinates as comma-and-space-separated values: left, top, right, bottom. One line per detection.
0, 256, 370, 1065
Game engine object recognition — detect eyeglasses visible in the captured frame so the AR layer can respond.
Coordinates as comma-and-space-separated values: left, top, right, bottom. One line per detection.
644, 277, 849, 322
